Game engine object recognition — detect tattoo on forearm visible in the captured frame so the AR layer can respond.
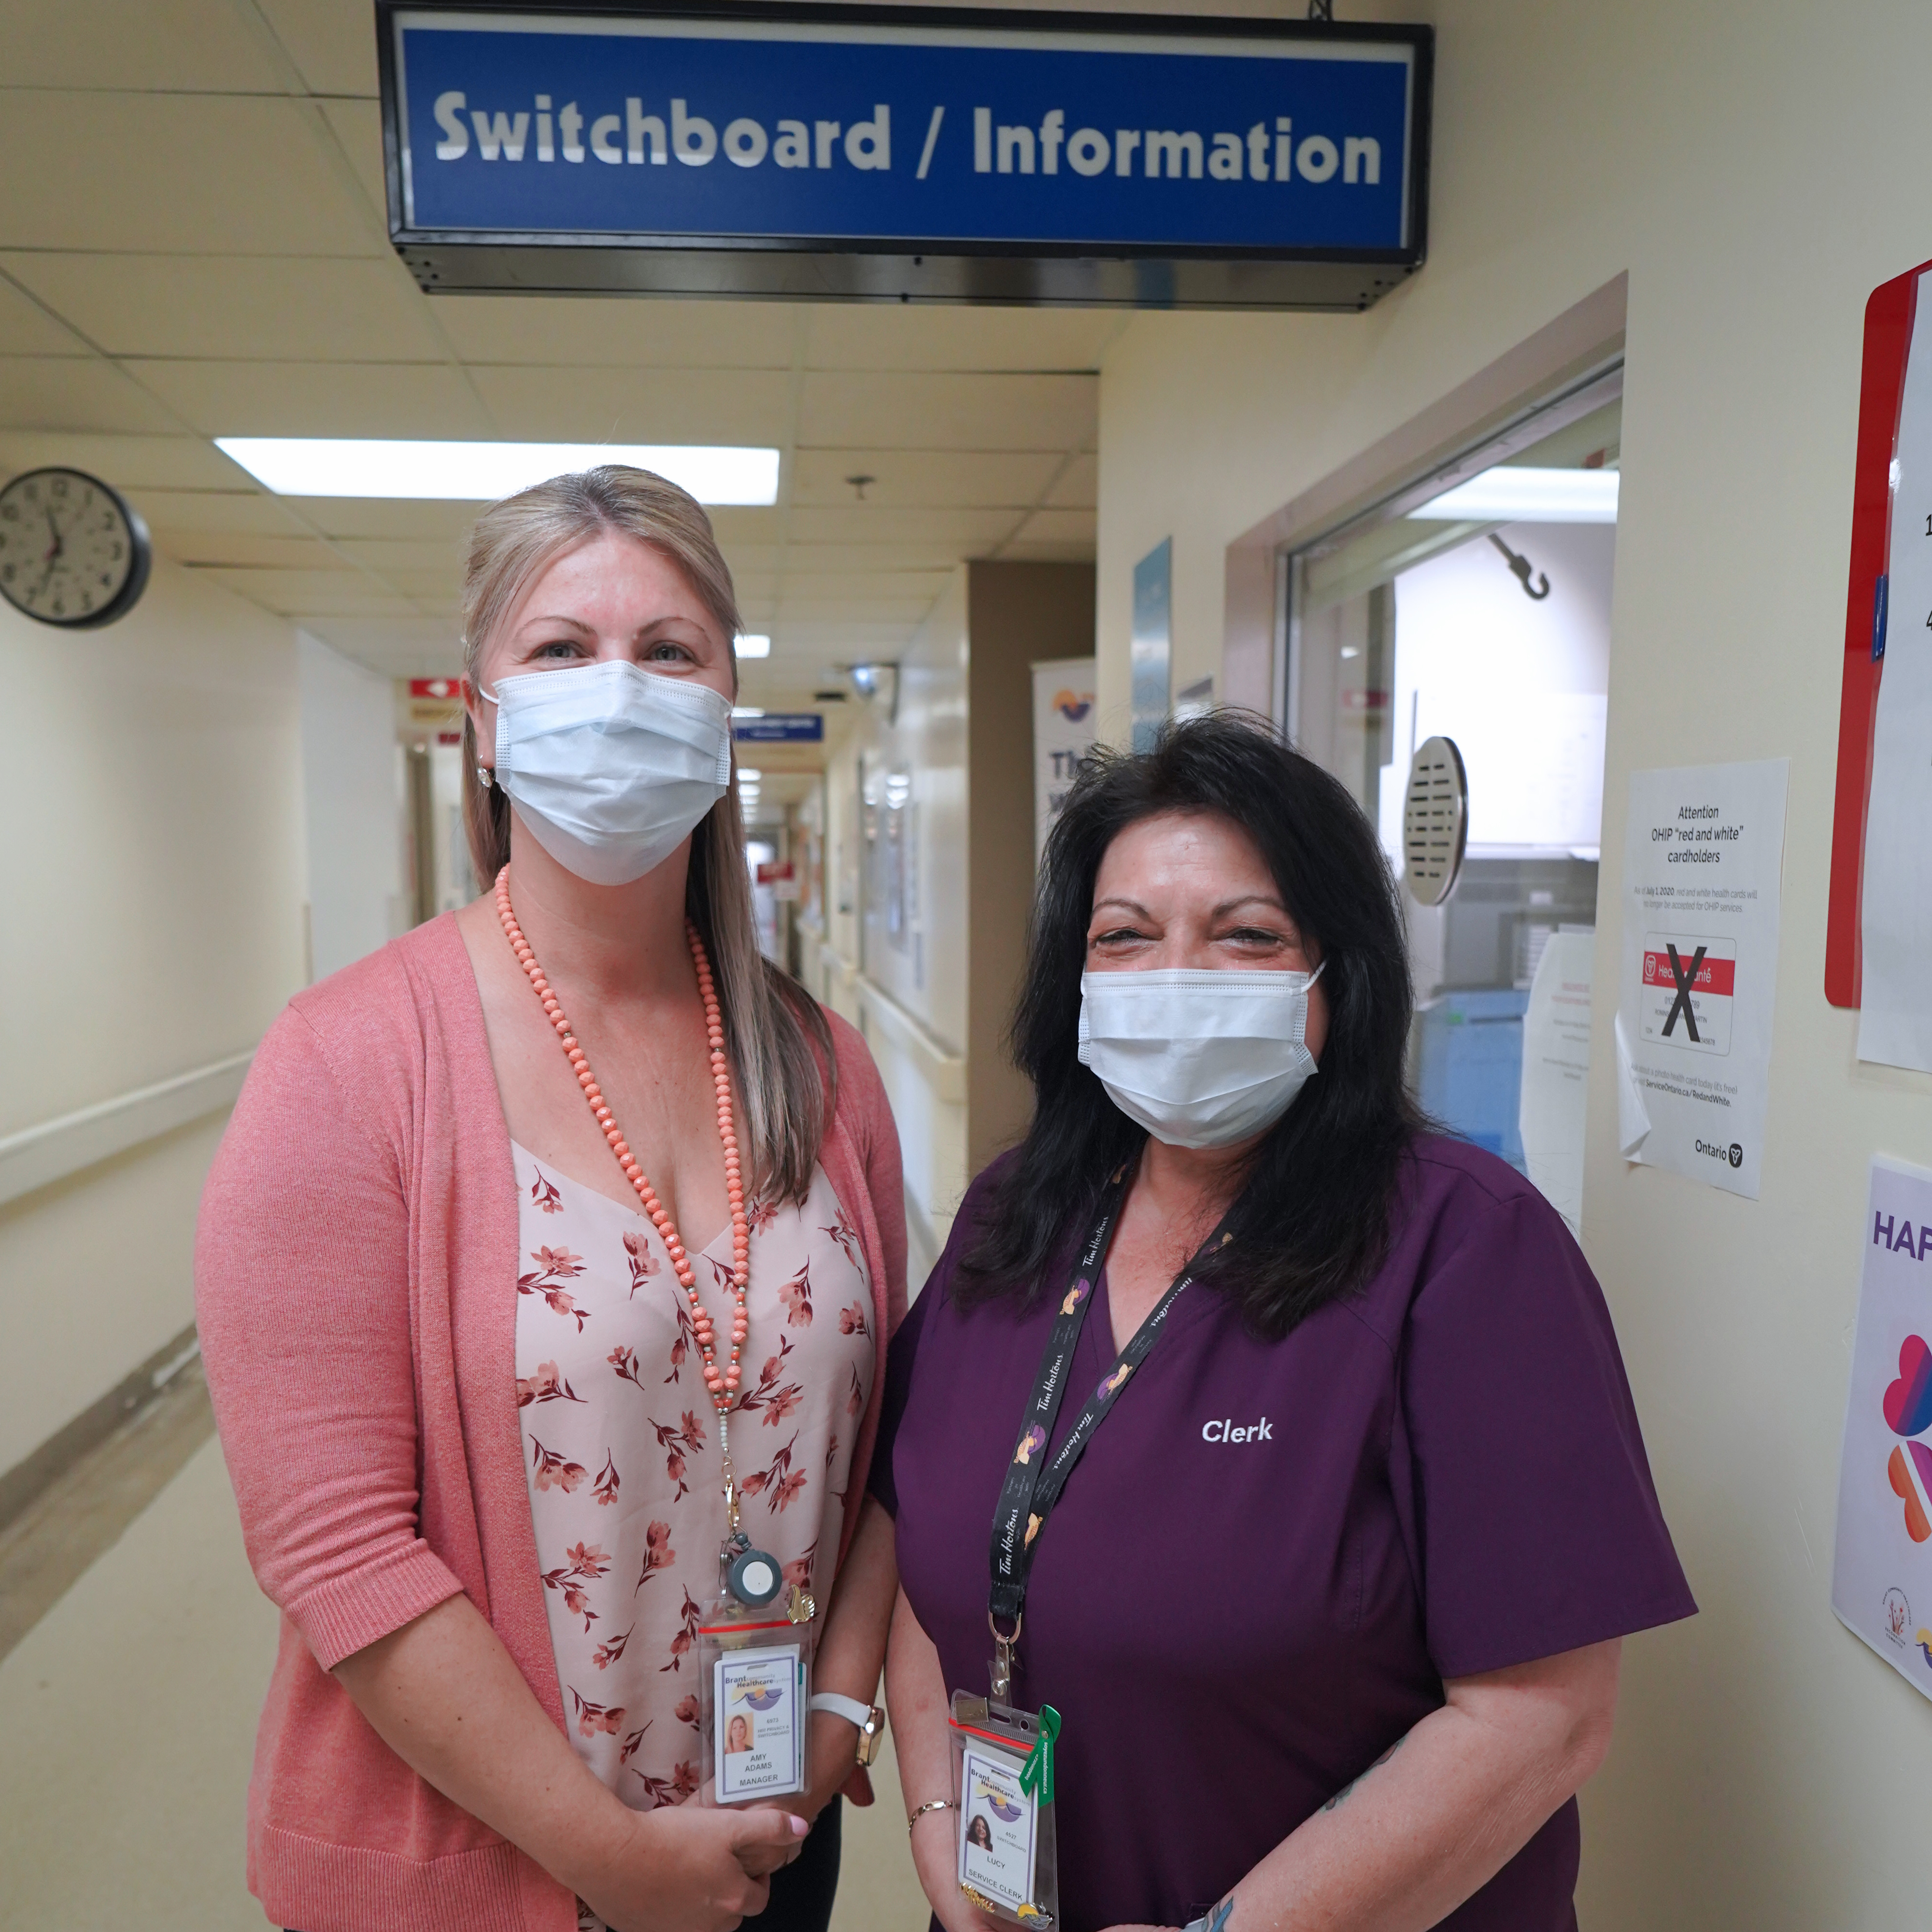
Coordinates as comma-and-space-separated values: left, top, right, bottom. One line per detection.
1320, 1733, 1406, 1813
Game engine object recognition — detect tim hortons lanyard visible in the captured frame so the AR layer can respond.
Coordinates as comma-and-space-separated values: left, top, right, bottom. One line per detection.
985, 1150, 1237, 1700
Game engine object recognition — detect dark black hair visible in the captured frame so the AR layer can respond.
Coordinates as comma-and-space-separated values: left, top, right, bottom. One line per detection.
957, 710, 1423, 1341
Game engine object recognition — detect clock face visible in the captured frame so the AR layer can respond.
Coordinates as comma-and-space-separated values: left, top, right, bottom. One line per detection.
0, 467, 152, 628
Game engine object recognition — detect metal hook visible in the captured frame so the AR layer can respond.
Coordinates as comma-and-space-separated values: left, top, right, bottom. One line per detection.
1488, 533, 1550, 600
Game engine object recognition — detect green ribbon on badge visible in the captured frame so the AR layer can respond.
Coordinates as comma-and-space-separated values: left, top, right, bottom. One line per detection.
1019, 1705, 1061, 1805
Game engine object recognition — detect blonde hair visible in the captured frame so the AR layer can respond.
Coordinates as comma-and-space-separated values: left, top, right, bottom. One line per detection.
460, 465, 831, 1202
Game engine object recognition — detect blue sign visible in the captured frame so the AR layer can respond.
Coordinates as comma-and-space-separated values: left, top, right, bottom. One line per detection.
380, 4, 1431, 310
734, 712, 825, 742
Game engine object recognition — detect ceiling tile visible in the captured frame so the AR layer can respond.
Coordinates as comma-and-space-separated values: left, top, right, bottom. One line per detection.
298, 616, 464, 673
125, 360, 492, 437
996, 540, 1100, 564
0, 358, 181, 434
779, 542, 987, 573
791, 449, 1059, 508
317, 99, 391, 223
706, 507, 784, 545
783, 505, 1019, 545
797, 373, 1096, 451
257, 0, 382, 97
193, 567, 418, 615
152, 531, 341, 569
0, 277, 91, 357
711, 545, 782, 575
3, 255, 444, 363
0, 0, 292, 91
296, 497, 480, 540
776, 592, 950, 617
1008, 508, 1098, 547
778, 570, 954, 597
333, 538, 469, 573
433, 296, 802, 369
803, 306, 1122, 373
382, 568, 466, 598
0, 433, 249, 491
1045, 453, 1098, 509
467, 365, 794, 443
0, 95, 382, 255
122, 488, 308, 535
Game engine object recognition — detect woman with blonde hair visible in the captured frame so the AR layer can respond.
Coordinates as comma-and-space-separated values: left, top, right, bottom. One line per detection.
198, 467, 905, 1932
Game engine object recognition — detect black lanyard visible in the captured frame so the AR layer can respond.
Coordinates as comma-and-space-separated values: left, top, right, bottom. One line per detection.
988, 1151, 1236, 1643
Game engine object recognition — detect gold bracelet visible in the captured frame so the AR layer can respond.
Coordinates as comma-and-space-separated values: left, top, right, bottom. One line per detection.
907, 1798, 957, 1835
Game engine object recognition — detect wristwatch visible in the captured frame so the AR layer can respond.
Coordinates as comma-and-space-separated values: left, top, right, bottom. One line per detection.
810, 1691, 886, 1766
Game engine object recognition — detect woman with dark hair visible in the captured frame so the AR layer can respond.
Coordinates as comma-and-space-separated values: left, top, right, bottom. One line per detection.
875, 714, 1693, 1932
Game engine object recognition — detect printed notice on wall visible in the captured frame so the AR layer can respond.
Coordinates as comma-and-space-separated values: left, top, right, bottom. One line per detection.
1833, 1157, 1932, 1702
1518, 928, 1594, 1240
1616, 760, 1788, 1199
1859, 271, 1932, 1073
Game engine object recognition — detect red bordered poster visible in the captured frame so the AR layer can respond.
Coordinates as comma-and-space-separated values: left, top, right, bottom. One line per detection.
1827, 259, 1931, 1007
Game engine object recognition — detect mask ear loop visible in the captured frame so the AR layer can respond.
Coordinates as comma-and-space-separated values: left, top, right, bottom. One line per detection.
471, 665, 499, 791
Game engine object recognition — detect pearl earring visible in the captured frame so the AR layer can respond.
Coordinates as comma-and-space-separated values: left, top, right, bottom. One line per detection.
476, 766, 493, 789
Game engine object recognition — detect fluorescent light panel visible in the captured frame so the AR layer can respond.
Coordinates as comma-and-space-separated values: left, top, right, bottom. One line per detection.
735, 634, 771, 658
1408, 467, 1619, 524
215, 439, 781, 505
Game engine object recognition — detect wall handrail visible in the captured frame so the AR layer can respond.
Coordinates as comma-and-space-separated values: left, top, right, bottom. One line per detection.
815, 942, 967, 1106
0, 1051, 255, 1208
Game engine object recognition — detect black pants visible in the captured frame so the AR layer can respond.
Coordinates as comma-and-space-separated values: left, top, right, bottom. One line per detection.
749, 1794, 842, 1932
286, 1796, 842, 1932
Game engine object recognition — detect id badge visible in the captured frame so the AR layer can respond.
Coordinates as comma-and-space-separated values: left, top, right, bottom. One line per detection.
949, 1692, 1060, 1929
698, 1592, 816, 1806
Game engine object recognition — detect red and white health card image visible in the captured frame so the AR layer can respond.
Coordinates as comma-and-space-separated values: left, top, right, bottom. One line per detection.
1638, 933, 1735, 1055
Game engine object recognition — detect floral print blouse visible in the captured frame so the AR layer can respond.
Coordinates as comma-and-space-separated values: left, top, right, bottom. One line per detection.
513, 1142, 873, 1825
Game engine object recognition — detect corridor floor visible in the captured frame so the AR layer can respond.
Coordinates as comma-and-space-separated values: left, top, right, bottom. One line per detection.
0, 1420, 929, 1932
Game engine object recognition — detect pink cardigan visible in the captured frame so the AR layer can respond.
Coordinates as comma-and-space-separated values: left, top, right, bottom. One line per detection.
196, 913, 907, 1932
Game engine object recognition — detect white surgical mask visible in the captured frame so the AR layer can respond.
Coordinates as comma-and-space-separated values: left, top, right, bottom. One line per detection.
485, 660, 732, 887
1077, 964, 1327, 1149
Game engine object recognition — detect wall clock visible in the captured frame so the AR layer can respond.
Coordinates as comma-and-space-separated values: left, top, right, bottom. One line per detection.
0, 467, 152, 628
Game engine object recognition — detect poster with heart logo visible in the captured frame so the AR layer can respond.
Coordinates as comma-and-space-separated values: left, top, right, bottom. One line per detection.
1832, 1155, 1932, 1697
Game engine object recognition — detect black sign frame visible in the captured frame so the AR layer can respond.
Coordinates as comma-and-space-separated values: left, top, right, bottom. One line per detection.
378, 0, 1433, 311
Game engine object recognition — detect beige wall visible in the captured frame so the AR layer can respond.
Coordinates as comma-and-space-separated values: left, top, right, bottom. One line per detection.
965, 561, 1095, 1172
1095, 1, 1932, 1923
821, 570, 972, 1285
816, 561, 1094, 1282
0, 554, 303, 1475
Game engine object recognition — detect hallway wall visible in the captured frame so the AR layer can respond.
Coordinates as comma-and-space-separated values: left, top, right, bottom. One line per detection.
297, 629, 403, 981
817, 560, 1095, 1284
1093, 1, 1932, 1924
0, 556, 303, 1478
822, 570, 971, 1285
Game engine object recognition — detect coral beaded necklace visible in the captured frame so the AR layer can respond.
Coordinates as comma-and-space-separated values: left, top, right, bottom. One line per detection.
494, 865, 760, 1513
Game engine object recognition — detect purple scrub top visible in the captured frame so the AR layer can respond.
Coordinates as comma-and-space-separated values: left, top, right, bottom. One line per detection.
873, 1134, 1694, 1932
